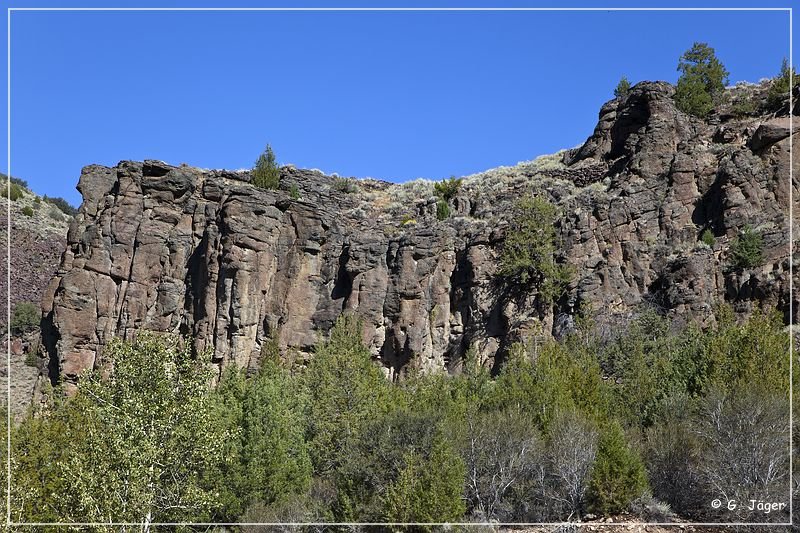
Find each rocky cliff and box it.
[38,81,799,389]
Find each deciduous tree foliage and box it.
[13,333,232,526]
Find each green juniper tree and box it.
[767,57,799,111]
[614,76,631,98]
[675,42,729,117]
[252,144,281,189]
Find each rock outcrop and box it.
[39,81,799,388]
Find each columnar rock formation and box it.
[39,81,799,388]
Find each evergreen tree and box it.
[252,144,281,189]
[384,437,466,526]
[767,58,798,111]
[675,42,729,117]
[498,195,573,304]
[587,421,649,515]
[614,76,631,98]
[306,315,390,476]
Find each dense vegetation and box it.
[6,305,792,527]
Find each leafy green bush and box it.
[13,334,230,523]
[252,144,281,190]
[436,200,450,221]
[614,76,631,98]
[42,195,78,216]
[498,195,573,303]
[1,183,23,201]
[587,421,649,515]
[766,58,799,111]
[289,184,300,200]
[700,229,715,247]
[674,42,729,117]
[332,176,357,194]
[433,176,462,201]
[21,206,34,217]
[729,225,763,269]
[11,302,39,336]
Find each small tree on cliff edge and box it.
[614,76,631,98]
[252,144,281,189]
[675,42,729,118]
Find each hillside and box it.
[0,180,72,416]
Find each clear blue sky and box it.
[2,1,794,206]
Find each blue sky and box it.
[1,1,795,206]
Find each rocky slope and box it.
[37,80,798,389]
[0,182,71,415]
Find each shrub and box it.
[332,177,357,194]
[289,184,300,200]
[13,333,231,523]
[24,351,39,368]
[11,302,39,336]
[436,200,450,221]
[692,386,789,521]
[1,183,23,201]
[458,407,544,521]
[587,421,649,515]
[730,96,757,117]
[699,229,715,247]
[675,42,729,117]
[42,195,78,216]
[21,206,34,217]
[545,409,599,520]
[9,176,27,188]
[498,195,573,303]
[384,438,465,524]
[614,76,631,98]
[433,176,462,201]
[401,214,417,226]
[766,58,799,112]
[729,225,763,269]
[252,144,281,190]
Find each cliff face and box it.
[40,81,798,388]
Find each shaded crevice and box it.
[331,244,353,305]
[40,308,61,386]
